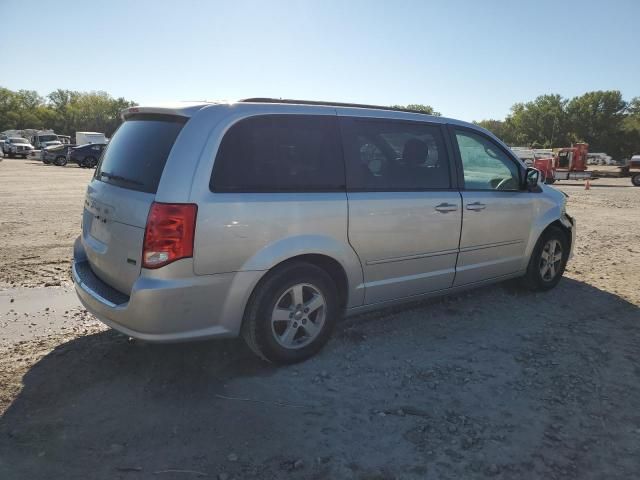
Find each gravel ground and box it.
[0,159,92,288]
[0,159,639,479]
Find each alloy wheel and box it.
[539,239,563,281]
[270,283,326,349]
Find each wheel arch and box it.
[244,253,353,315]
[237,234,364,307]
[233,252,355,342]
[523,206,574,269]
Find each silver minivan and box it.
[73,99,575,363]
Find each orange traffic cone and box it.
[585,179,591,190]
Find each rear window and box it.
[96,114,186,193]
[211,115,344,192]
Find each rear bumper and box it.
[72,236,262,342]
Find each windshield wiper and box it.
[99,171,144,186]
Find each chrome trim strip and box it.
[366,248,459,266]
[366,239,522,266]
[364,267,455,289]
[459,239,523,253]
[72,262,118,308]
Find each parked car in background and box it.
[42,144,76,165]
[73,99,576,364]
[67,143,106,168]
[5,137,35,158]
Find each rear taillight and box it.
[142,202,197,269]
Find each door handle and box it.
[466,202,486,211]
[435,202,458,213]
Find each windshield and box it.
[38,135,58,142]
[12,138,28,144]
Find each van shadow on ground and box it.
[1,278,639,479]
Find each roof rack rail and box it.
[239,98,434,116]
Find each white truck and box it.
[30,131,62,150]
[75,132,107,145]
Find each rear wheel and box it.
[544,177,556,184]
[81,156,97,168]
[520,226,569,291]
[632,173,640,187]
[242,262,339,364]
[54,156,67,166]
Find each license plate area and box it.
[89,215,111,243]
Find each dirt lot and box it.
[0,159,93,288]
[1,159,639,479]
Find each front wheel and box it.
[242,262,339,364]
[632,173,640,187]
[520,226,569,291]
[54,156,67,166]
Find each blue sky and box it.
[1,0,638,121]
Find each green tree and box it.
[506,94,570,147]
[391,104,441,116]
[566,90,627,158]
[474,119,516,144]
[0,86,136,138]
[621,96,640,157]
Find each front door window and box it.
[455,130,520,191]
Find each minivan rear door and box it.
[340,116,462,304]
[81,114,187,294]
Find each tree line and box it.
[0,86,136,138]
[1,87,638,159]
[475,91,640,160]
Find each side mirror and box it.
[525,167,541,190]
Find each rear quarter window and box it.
[96,114,187,194]
[211,115,344,192]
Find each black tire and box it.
[632,173,640,187]
[54,156,67,167]
[82,156,97,168]
[544,177,556,184]
[520,225,569,291]
[242,262,340,364]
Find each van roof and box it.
[122,99,449,119]
[119,98,479,131]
